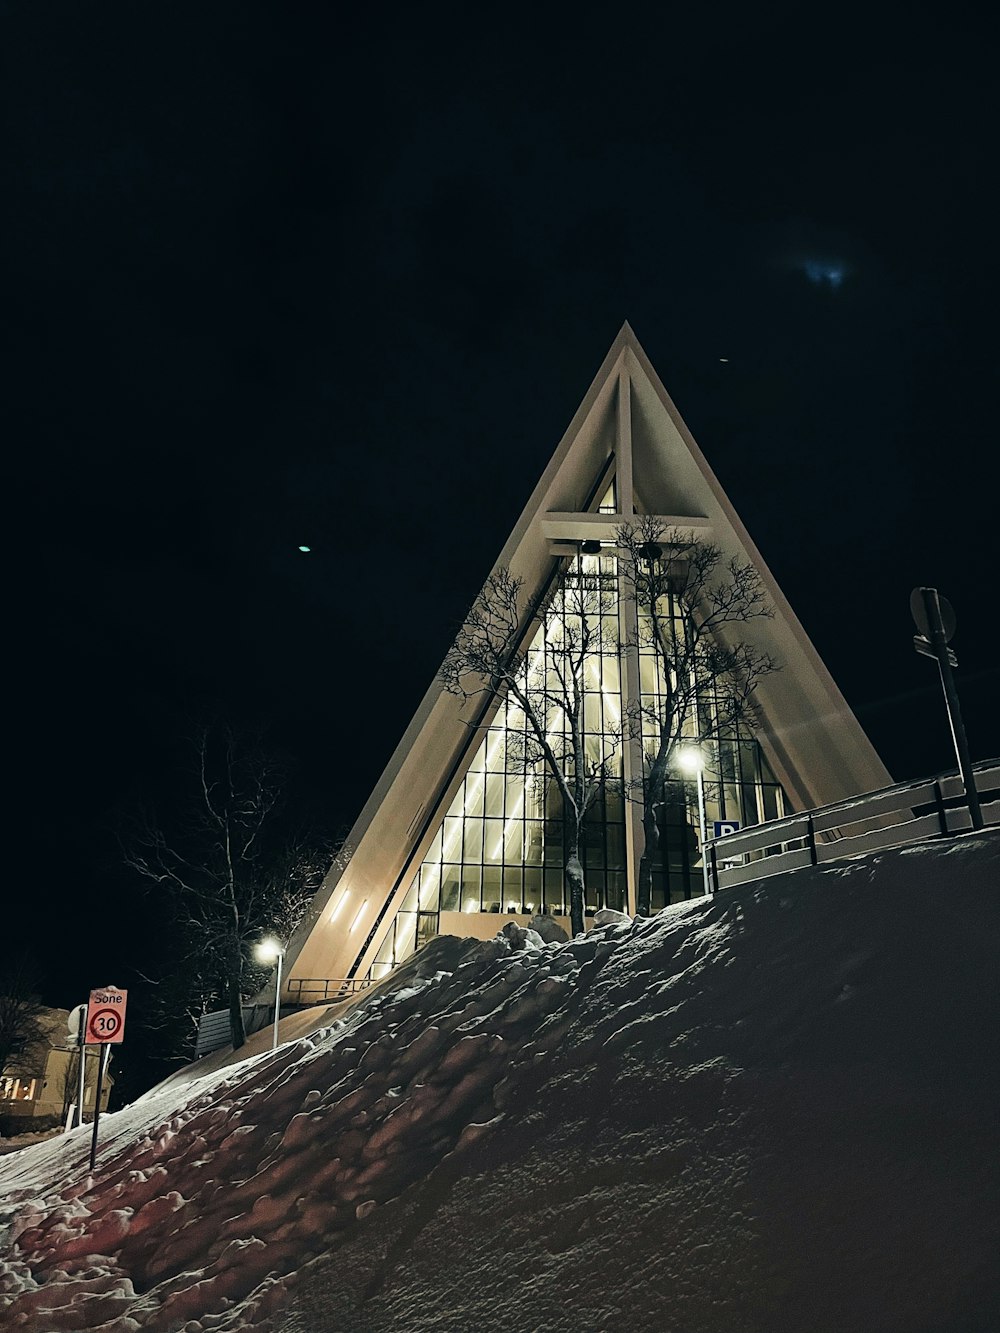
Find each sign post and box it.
[66,1004,88,1130]
[910,587,983,832]
[85,986,127,1171]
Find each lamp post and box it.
[255,937,285,1051]
[676,746,711,899]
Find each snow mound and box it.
[2,833,998,1332]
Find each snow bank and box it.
[2,832,998,1332]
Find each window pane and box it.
[486,730,505,770]
[463,818,484,861]
[483,819,505,863]
[485,773,504,817]
[395,912,417,960]
[419,864,440,911]
[543,868,564,913]
[606,870,626,910]
[502,866,523,910]
[606,824,625,869]
[400,878,419,913]
[741,784,760,825]
[458,865,480,912]
[441,866,461,912]
[504,820,523,864]
[442,815,464,863]
[464,774,485,817]
[441,875,462,913]
[482,865,502,911]
[523,776,545,820]
[523,866,542,911]
[761,785,780,822]
[524,821,544,864]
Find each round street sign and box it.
[87,1008,122,1041]
[67,1003,87,1040]
[910,587,956,643]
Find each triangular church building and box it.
[284,325,891,1003]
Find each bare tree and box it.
[120,725,333,1051]
[617,517,777,913]
[441,559,621,936]
[0,960,47,1083]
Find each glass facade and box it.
[636,588,788,907]
[369,482,789,978]
[373,545,626,977]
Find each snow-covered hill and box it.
[2,833,998,1332]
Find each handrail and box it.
[282,761,999,1005]
[705,758,999,894]
[285,977,375,1006]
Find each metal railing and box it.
[705,759,1000,894]
[285,977,375,1006]
[278,763,998,1008]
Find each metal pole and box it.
[89,1044,110,1173]
[75,1018,87,1130]
[922,588,983,831]
[272,950,283,1051]
[696,768,710,898]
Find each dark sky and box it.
[5,5,999,1017]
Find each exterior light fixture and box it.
[349,900,368,933]
[329,894,348,924]
[254,937,286,1050]
[676,747,704,774]
[676,747,710,898]
[581,540,602,555]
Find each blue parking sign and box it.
[713,820,741,838]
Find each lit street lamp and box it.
[676,746,711,899]
[255,937,285,1050]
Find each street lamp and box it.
[255,936,285,1051]
[676,746,711,899]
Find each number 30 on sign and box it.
[86,987,128,1044]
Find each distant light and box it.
[719,357,729,363]
[803,260,845,289]
[676,746,705,775]
[256,935,284,963]
[298,545,311,553]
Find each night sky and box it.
[6,6,999,1032]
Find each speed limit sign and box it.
[86,986,128,1044]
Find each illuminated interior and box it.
[368,479,788,976]
[0,1077,37,1102]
